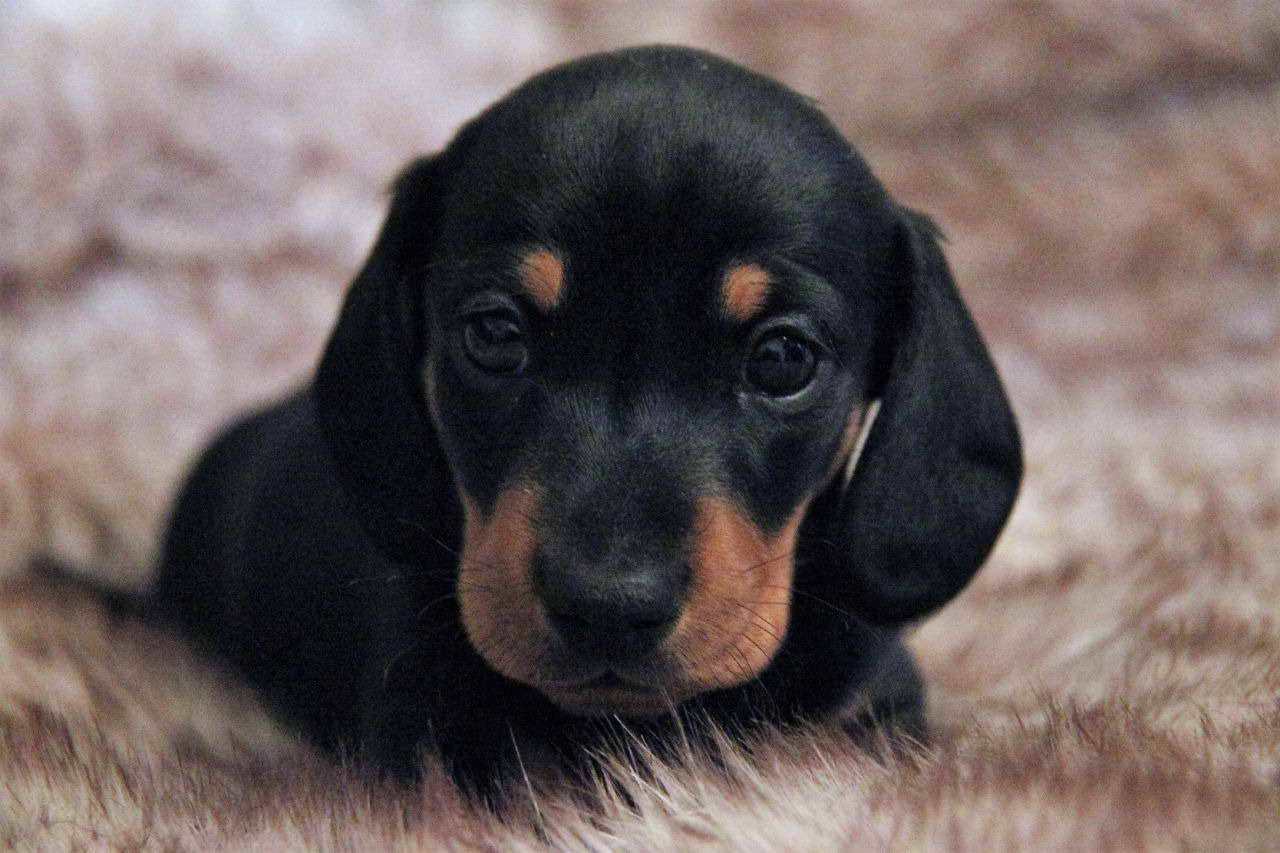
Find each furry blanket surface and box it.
[2,1,1277,848]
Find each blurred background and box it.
[1,0,1277,591]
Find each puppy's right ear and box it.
[312,156,457,561]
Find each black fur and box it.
[156,46,1021,794]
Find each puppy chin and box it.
[539,675,681,718]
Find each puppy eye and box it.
[745,332,817,397]
[463,312,527,374]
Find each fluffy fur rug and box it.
[2,1,1277,848]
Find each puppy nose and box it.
[536,560,686,660]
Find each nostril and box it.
[535,555,687,659]
[623,613,678,652]
[546,604,678,660]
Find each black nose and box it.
[536,559,687,661]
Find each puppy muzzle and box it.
[533,550,689,663]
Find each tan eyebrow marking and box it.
[518,248,564,312]
[720,263,772,322]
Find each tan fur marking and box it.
[430,370,555,688]
[823,404,867,487]
[518,248,564,312]
[457,486,549,683]
[672,497,807,691]
[720,263,771,322]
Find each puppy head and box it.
[315,47,1021,717]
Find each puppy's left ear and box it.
[810,208,1022,624]
[312,156,457,561]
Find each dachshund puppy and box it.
[157,46,1021,791]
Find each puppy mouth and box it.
[541,672,678,717]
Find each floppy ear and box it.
[812,208,1022,623]
[312,156,458,561]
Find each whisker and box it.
[392,517,463,557]
[382,641,424,688]
[731,551,794,577]
[730,600,785,644]
[731,616,780,663]
[788,587,858,621]
[345,572,406,588]
[414,592,458,620]
[726,642,756,684]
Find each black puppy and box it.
[157,46,1021,790]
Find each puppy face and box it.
[315,47,1021,723]
[419,53,895,715]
